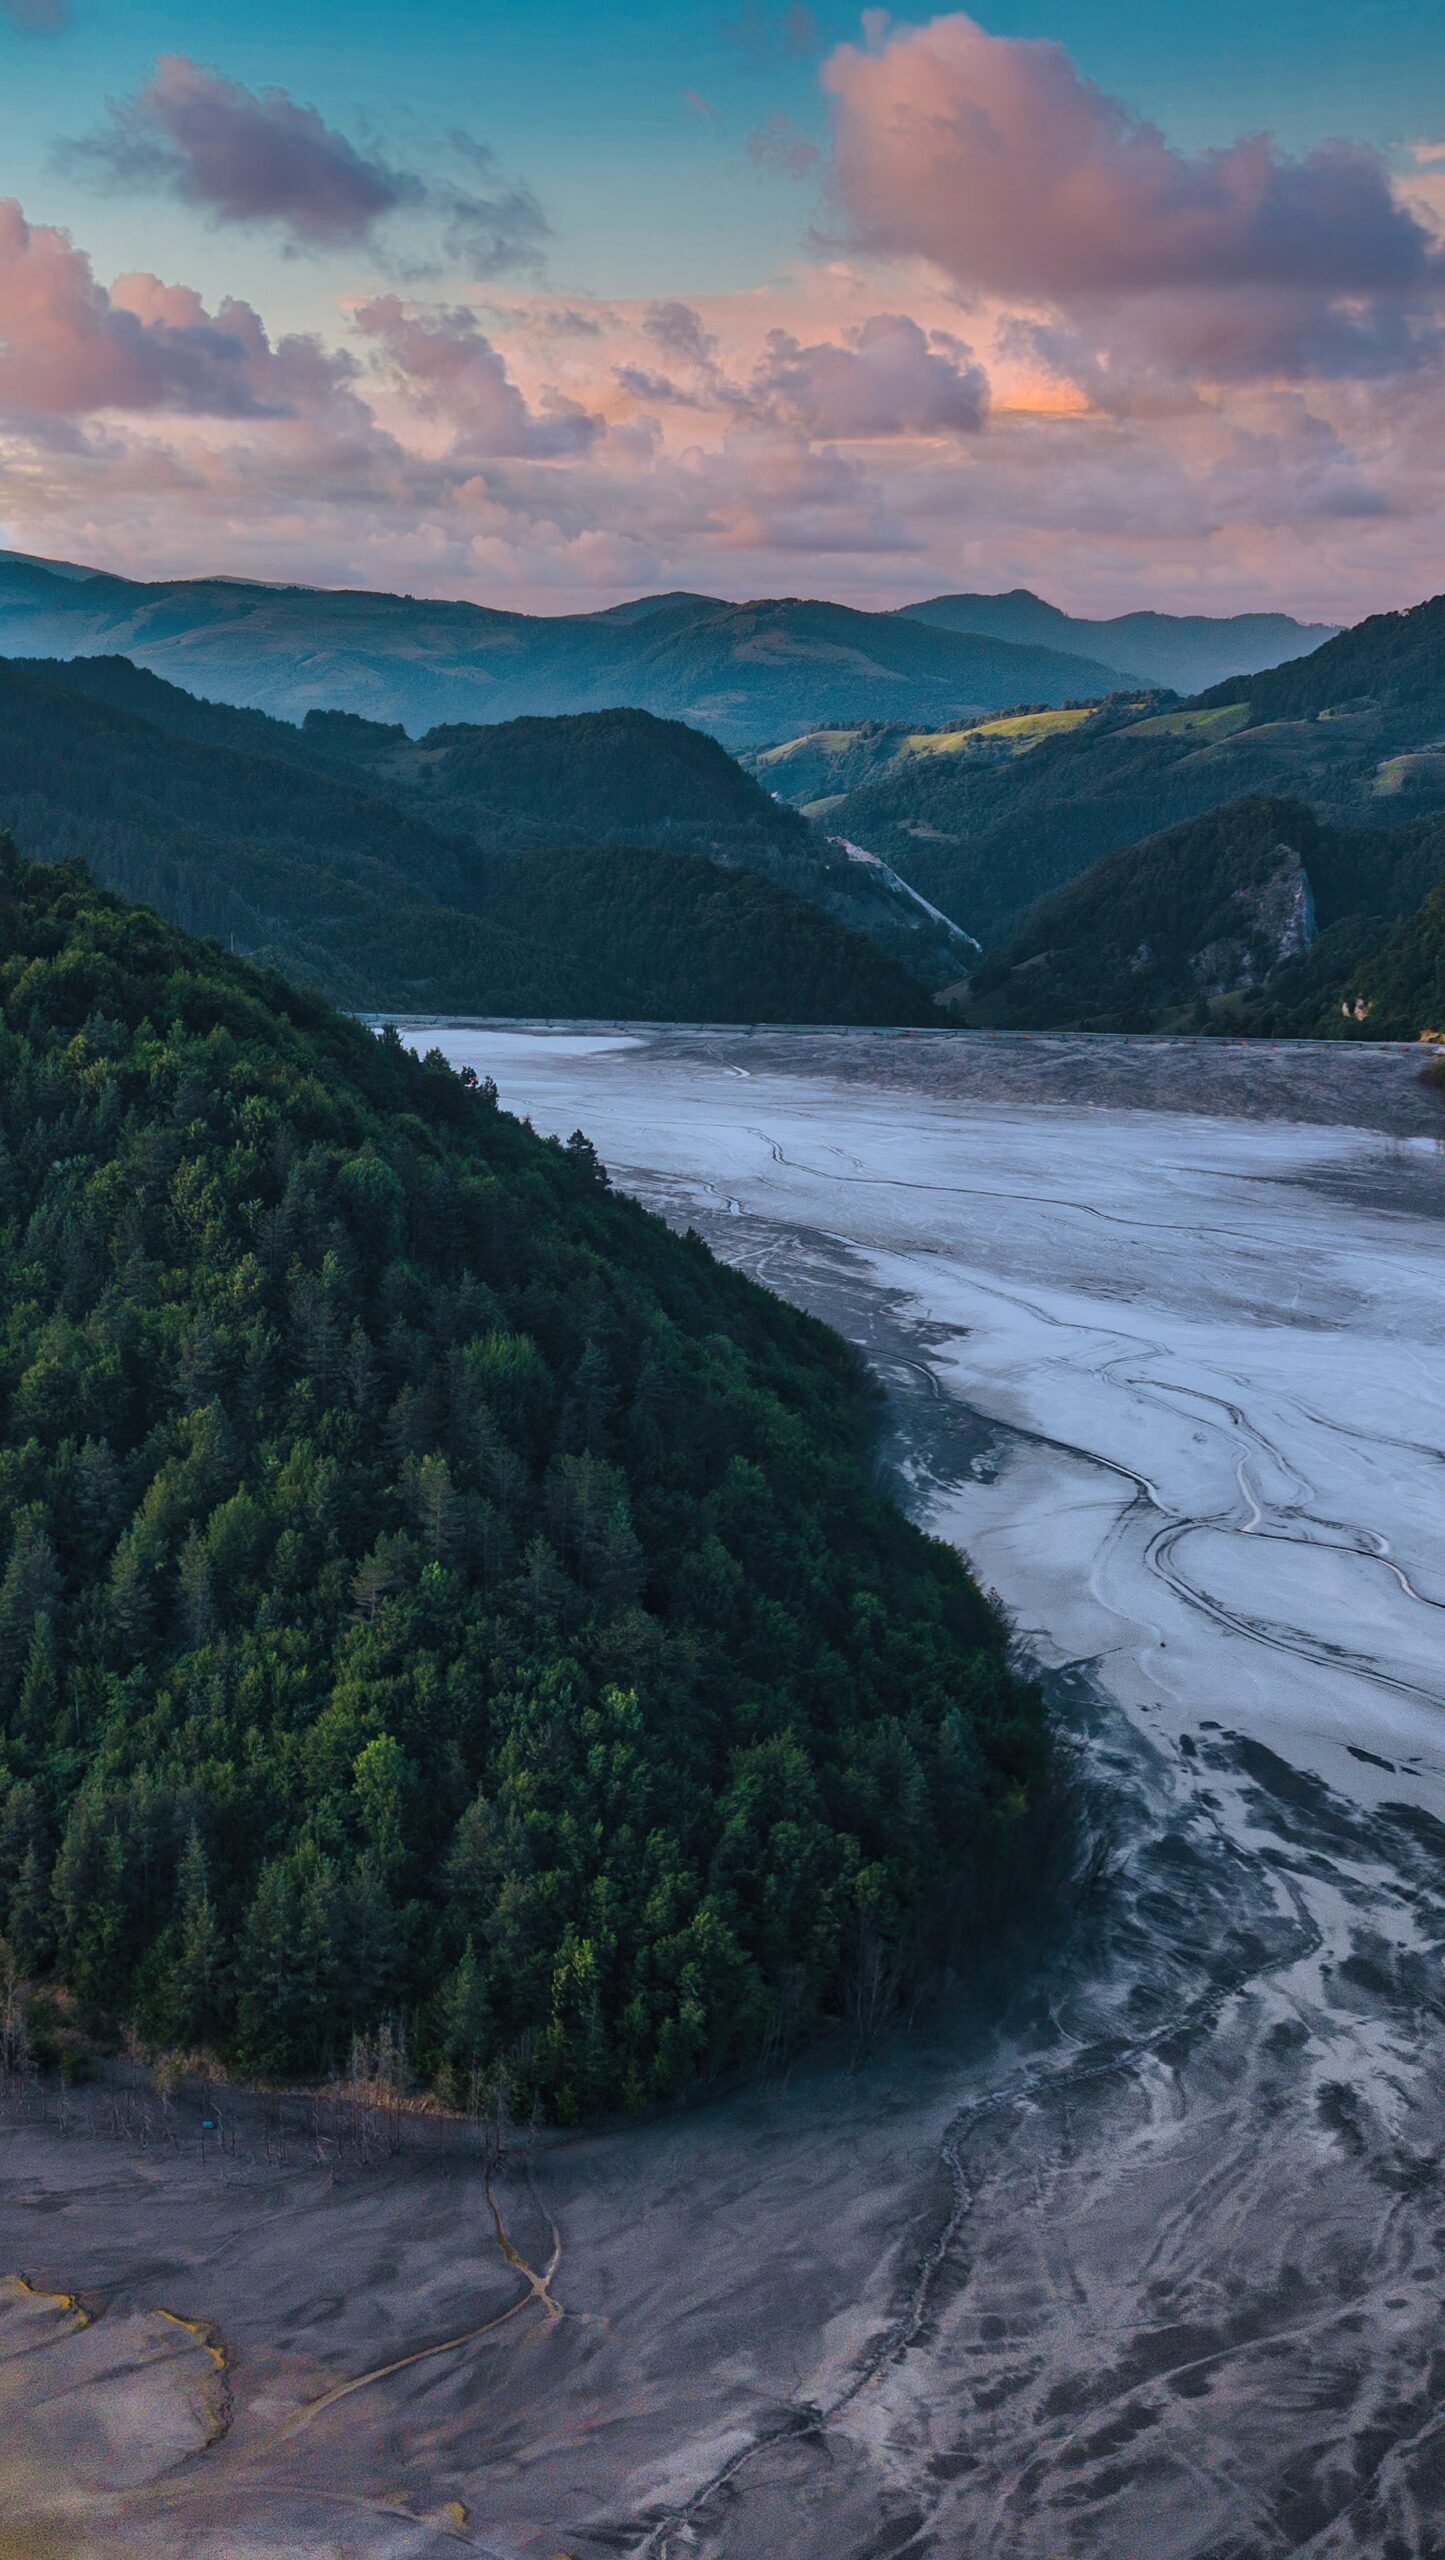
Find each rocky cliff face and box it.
[1191,843,1316,993]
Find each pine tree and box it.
[406,1450,463,1565]
[71,1436,125,1568]
[0,1513,61,1708]
[6,1847,49,1977]
[438,1936,492,2098]
[173,1826,225,2044]
[15,1616,60,1742]
[177,1528,218,1649]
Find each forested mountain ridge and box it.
[1196,593,1445,727]
[290,697,969,989]
[0,551,1127,748]
[0,846,1052,2116]
[965,796,1445,1034]
[325,702,819,852]
[45,661,816,858]
[0,656,939,1024]
[824,591,1445,950]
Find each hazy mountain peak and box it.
[897,589,1339,694]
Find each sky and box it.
[1,0,1443,620]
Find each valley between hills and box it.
[0,556,1443,2560]
[4,3,1445,2553]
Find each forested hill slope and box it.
[307,702,819,854]
[964,796,1445,1037]
[0,846,1051,2117]
[1196,592,1445,725]
[0,656,937,1024]
[826,591,1445,946]
[41,661,816,859]
[1343,878,1445,1040]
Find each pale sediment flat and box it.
[4,1026,1443,2560]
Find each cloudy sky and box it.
[1,0,1443,618]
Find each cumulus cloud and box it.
[754,313,987,435]
[823,13,1445,381]
[0,198,352,420]
[58,56,549,276]
[614,362,697,407]
[62,56,410,243]
[643,300,720,367]
[356,297,602,456]
[0,100,1440,629]
[610,299,987,437]
[674,418,908,555]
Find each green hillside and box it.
[749,705,1108,817]
[0,846,1051,2117]
[964,796,1445,1036]
[1342,878,1445,1040]
[825,592,1445,949]
[1197,593,1445,726]
[349,704,819,853]
[0,657,935,1025]
[456,841,937,1024]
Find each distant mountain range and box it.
[897,591,1338,696]
[0,553,1139,749]
[0,654,942,1023]
[0,544,1431,1038]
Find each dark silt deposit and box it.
[4,1026,1444,2559]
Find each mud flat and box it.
[4,1027,1443,2559]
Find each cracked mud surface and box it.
[4,1027,1443,2558]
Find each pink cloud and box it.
[0,168,1438,627]
[0,199,345,418]
[643,301,720,366]
[614,363,699,407]
[823,13,1445,380]
[59,57,549,277]
[66,55,410,243]
[356,297,602,457]
[754,312,987,435]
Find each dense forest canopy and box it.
[965,796,1445,1036]
[0,846,1052,2118]
[320,702,821,853]
[0,655,938,1025]
[807,592,1445,1038]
